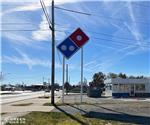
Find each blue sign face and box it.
[57,38,79,59]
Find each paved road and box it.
[0,90,62,104]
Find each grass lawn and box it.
[5,112,136,125]
[12,103,33,106]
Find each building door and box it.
[130,84,135,96]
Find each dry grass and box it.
[5,112,136,125]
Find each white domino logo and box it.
[69,46,75,51]
[61,45,67,51]
[61,45,76,52]
[76,35,82,41]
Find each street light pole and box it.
[51,0,55,104]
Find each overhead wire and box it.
[40,0,52,30]
[1,3,149,49]
[54,6,91,16]
[2,22,149,43]
[40,0,62,65]
[54,6,149,25]
[55,29,150,48]
[1,24,150,45]
[2,3,149,24]
[0,29,49,31]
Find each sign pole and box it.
[51,0,55,104]
[80,47,83,103]
[66,64,68,83]
[62,56,65,103]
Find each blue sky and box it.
[1,0,150,85]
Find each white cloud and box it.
[32,15,50,41]
[1,0,93,14]
[124,23,142,45]
[2,32,44,50]
[32,14,67,41]
[3,49,61,69]
[93,43,117,50]
[84,60,96,67]
[2,32,32,45]
[1,0,149,80]
[127,2,144,47]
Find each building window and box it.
[124,84,130,92]
[119,84,124,92]
[113,84,118,91]
[135,84,145,91]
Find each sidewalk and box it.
[1,97,60,125]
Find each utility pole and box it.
[51,0,55,104]
[40,0,55,104]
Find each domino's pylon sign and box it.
[57,28,89,59]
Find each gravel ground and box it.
[52,94,150,125]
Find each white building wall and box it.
[106,78,150,93]
[146,79,150,93]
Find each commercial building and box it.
[105,78,150,97]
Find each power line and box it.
[133,3,150,8]
[1,21,149,40]
[55,29,150,47]
[1,21,149,45]
[0,1,66,5]
[1,26,149,45]
[1,28,149,47]
[55,28,149,44]
[93,13,149,25]
[0,29,49,31]
[93,37,150,47]
[2,2,150,8]
[1,22,35,25]
[40,0,52,30]
[41,0,52,24]
[54,6,91,16]
[1,29,149,49]
[55,6,149,25]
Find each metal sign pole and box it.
[66,64,68,83]
[62,56,65,103]
[80,47,83,103]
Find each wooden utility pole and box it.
[51,0,55,104]
[40,0,55,104]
